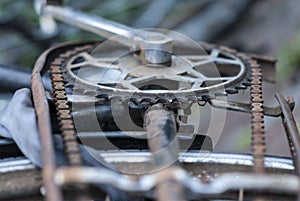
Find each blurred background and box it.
[1,0,300,156]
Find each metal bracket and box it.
[207,96,295,117]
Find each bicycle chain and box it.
[249,59,266,174]
[219,46,266,173]
[49,43,266,173]
[50,44,94,166]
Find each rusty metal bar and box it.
[208,98,295,117]
[144,103,185,201]
[30,41,97,201]
[31,73,62,201]
[275,94,300,174]
[54,166,299,197]
[30,42,79,201]
[144,104,179,167]
[275,93,300,201]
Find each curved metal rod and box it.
[31,73,62,201]
[54,166,299,196]
[275,93,300,201]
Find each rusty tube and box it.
[144,103,186,201]
[31,73,62,201]
[275,94,300,201]
[275,94,300,174]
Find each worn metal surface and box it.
[0,152,296,200]
[40,2,174,64]
[31,72,62,201]
[0,157,41,200]
[144,104,184,201]
[31,41,97,201]
[28,38,300,201]
[275,94,300,174]
[0,168,42,200]
[248,58,266,174]
[206,45,268,174]
[54,166,298,198]
[38,41,279,200]
[275,94,300,201]
[36,4,257,105]
[208,98,295,117]
[99,152,294,174]
[144,104,179,167]
[59,44,252,106]
[49,45,94,166]
[6,1,295,200]
[24,10,293,197]
[199,41,277,83]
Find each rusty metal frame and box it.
[144,103,184,201]
[275,93,300,201]
[30,40,300,201]
[32,53,62,201]
[31,41,96,201]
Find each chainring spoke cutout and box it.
[64,44,251,101]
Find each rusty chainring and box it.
[60,43,252,104]
[49,42,265,174]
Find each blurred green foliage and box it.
[0,0,38,25]
[234,127,251,152]
[0,0,149,68]
[278,32,300,80]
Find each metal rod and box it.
[208,98,295,117]
[275,94,300,174]
[31,73,62,201]
[144,103,185,201]
[144,104,179,168]
[275,93,300,201]
[41,4,173,64]
[43,5,133,46]
[54,167,299,196]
